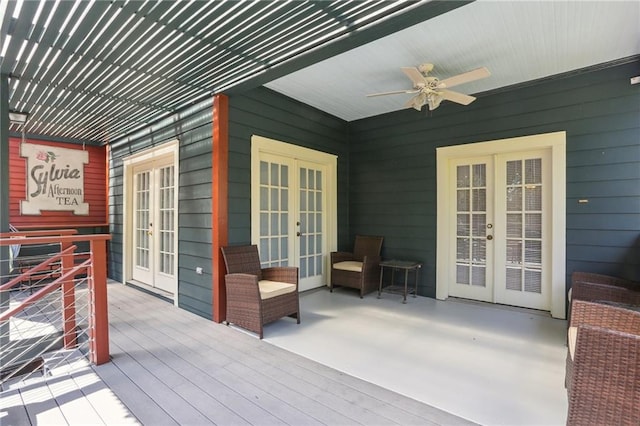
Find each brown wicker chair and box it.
[330,235,383,298]
[568,272,640,319]
[565,300,640,425]
[220,245,300,339]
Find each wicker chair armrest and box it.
[571,281,640,305]
[569,300,640,334]
[361,255,381,273]
[262,267,299,286]
[331,251,355,264]
[568,325,640,425]
[572,271,639,290]
[225,273,261,300]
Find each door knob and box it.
[296,232,301,237]
[486,235,493,240]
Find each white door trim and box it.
[251,135,338,287]
[436,132,566,319]
[122,140,179,305]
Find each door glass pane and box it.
[504,158,543,294]
[457,214,470,236]
[525,159,542,184]
[506,268,522,291]
[457,165,470,187]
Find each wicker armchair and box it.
[220,245,300,339]
[330,235,383,298]
[565,300,640,425]
[569,272,640,319]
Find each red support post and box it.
[61,241,77,348]
[89,238,110,365]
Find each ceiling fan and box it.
[367,63,491,111]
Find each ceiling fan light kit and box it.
[367,63,490,112]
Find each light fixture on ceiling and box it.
[9,110,29,126]
[9,110,29,143]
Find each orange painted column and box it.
[89,238,110,364]
[212,94,229,323]
[211,95,229,322]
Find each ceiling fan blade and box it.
[439,89,476,105]
[438,67,490,89]
[366,89,419,97]
[401,67,427,88]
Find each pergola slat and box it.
[1,0,423,143]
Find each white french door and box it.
[255,155,326,291]
[251,136,337,292]
[447,150,551,311]
[131,159,177,294]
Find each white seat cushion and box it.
[258,280,297,300]
[568,326,577,360]
[332,261,363,272]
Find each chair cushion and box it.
[568,326,577,360]
[258,280,297,300]
[332,261,363,272]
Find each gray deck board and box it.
[46,373,105,425]
[2,283,475,425]
[0,388,30,426]
[17,376,69,425]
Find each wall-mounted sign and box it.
[20,143,89,215]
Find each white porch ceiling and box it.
[265,1,640,121]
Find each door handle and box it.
[486,235,493,240]
[297,232,301,237]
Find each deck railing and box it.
[0,231,111,387]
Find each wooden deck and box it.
[1,282,473,425]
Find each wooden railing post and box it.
[89,238,109,365]
[61,241,77,348]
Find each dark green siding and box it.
[348,61,640,297]
[108,104,214,319]
[228,87,350,246]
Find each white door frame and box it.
[122,140,179,305]
[436,132,566,319]
[251,135,338,288]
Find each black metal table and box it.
[377,259,422,303]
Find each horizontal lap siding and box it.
[228,87,349,247]
[348,61,640,297]
[109,105,214,319]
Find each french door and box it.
[251,136,337,292]
[448,150,551,311]
[255,154,326,291]
[131,159,177,294]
